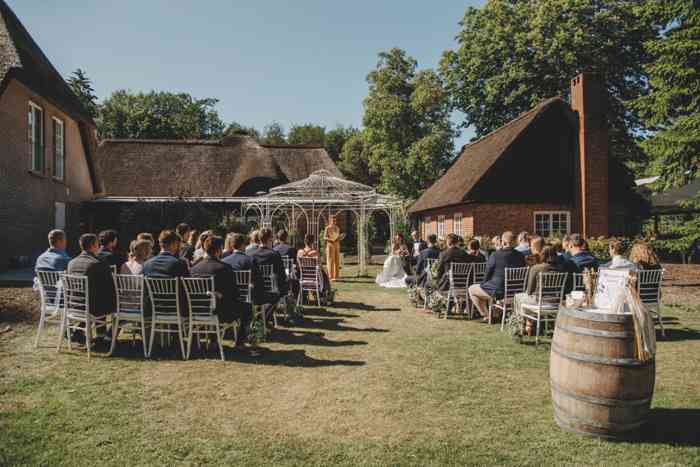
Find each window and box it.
[534,211,570,237]
[53,118,65,180]
[54,202,66,230]
[28,102,44,172]
[453,213,463,236]
[437,215,445,237]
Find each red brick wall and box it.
[0,79,95,269]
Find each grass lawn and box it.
[1,265,699,466]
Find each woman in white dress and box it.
[376,234,410,288]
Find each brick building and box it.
[408,74,640,240]
[0,0,100,270]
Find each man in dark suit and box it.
[469,231,526,320]
[67,233,116,343]
[405,234,440,288]
[409,230,428,266]
[143,230,190,316]
[433,233,473,291]
[251,228,288,325]
[273,230,296,260]
[96,229,127,270]
[176,223,194,263]
[223,234,256,272]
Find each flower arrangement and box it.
[428,291,447,314]
[505,312,525,342]
[407,285,419,304]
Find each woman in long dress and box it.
[324,216,344,281]
[376,234,410,288]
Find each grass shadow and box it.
[301,308,358,319]
[332,301,400,312]
[659,328,700,342]
[640,408,700,446]
[223,347,365,367]
[295,317,389,333]
[273,329,368,347]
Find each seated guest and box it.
[298,234,320,259]
[35,229,70,272]
[567,233,598,272]
[466,238,486,263]
[222,233,236,259]
[433,233,472,292]
[191,236,243,329]
[468,231,526,321]
[137,232,157,258]
[192,230,214,265]
[629,241,662,271]
[602,239,634,270]
[245,230,261,255]
[120,239,152,275]
[561,235,573,261]
[515,231,531,256]
[525,246,567,295]
[550,239,564,256]
[223,234,256,271]
[405,234,440,288]
[67,234,116,337]
[97,229,127,270]
[525,235,545,266]
[251,228,288,322]
[143,230,190,279]
[273,230,297,261]
[176,223,194,262]
[489,235,502,255]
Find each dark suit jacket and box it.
[97,247,127,270]
[435,246,473,291]
[274,243,297,260]
[143,252,190,278]
[525,262,567,295]
[223,251,256,272]
[67,251,116,316]
[190,257,237,322]
[251,247,288,304]
[179,243,195,263]
[481,248,526,297]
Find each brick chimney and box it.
[571,73,609,238]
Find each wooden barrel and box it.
[550,307,655,440]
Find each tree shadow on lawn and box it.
[295,317,389,333]
[658,327,700,342]
[301,308,358,319]
[639,408,700,446]
[331,301,400,312]
[187,346,366,367]
[273,328,368,347]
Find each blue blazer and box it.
[222,251,256,271]
[143,252,190,278]
[480,248,526,298]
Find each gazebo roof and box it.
[267,169,376,199]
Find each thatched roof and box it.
[408,97,574,214]
[95,135,342,197]
[0,0,94,124]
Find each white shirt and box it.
[413,242,422,257]
[603,255,635,270]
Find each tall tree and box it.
[99,90,225,140]
[287,123,326,146]
[440,0,660,163]
[260,121,287,145]
[339,132,379,187]
[634,0,700,187]
[66,69,99,119]
[224,122,260,140]
[350,48,454,199]
[325,125,359,162]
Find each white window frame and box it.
[453,213,463,236]
[28,101,44,172]
[54,202,66,230]
[52,117,65,181]
[437,215,445,237]
[533,211,571,237]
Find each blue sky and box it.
[9,0,481,146]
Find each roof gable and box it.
[408,97,575,213]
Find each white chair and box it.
[492,267,529,327]
[421,258,439,310]
[110,274,148,357]
[636,268,665,337]
[34,271,65,348]
[109,265,117,275]
[57,274,111,358]
[437,262,473,319]
[182,277,238,361]
[469,262,487,316]
[256,264,279,335]
[519,272,567,345]
[282,257,296,280]
[233,270,253,304]
[572,273,586,292]
[298,256,323,307]
[144,277,186,359]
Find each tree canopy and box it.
[67,69,99,119]
[287,124,326,146]
[260,121,287,145]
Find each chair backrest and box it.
[471,262,487,284]
[636,269,664,306]
[109,265,117,275]
[113,274,144,315]
[36,271,64,311]
[282,257,296,278]
[504,267,529,299]
[259,264,278,293]
[298,256,321,284]
[233,270,252,303]
[182,276,216,319]
[425,258,439,279]
[535,272,568,306]
[573,273,586,292]
[449,262,473,294]
[62,274,89,317]
[144,277,180,318]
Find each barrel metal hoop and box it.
[550,381,652,408]
[551,343,653,368]
[559,307,632,323]
[556,323,634,339]
[552,401,647,434]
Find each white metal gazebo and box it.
[241,170,404,275]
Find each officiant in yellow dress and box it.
[324,215,344,281]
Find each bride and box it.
[376,234,410,288]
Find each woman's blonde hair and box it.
[629,241,659,267]
[130,239,152,262]
[196,230,214,250]
[224,233,236,252]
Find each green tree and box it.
[224,122,260,140]
[287,123,326,146]
[325,125,359,162]
[440,0,660,163]
[338,131,378,186]
[634,0,700,187]
[356,48,455,199]
[99,90,225,140]
[66,69,99,119]
[260,121,287,145]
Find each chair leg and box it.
[216,322,225,361]
[186,322,193,360]
[655,308,666,338]
[500,303,508,331]
[535,314,541,346]
[149,322,157,358]
[108,317,119,356]
[178,322,187,360]
[141,319,148,358]
[56,312,66,353]
[85,318,92,359]
[35,312,47,349]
